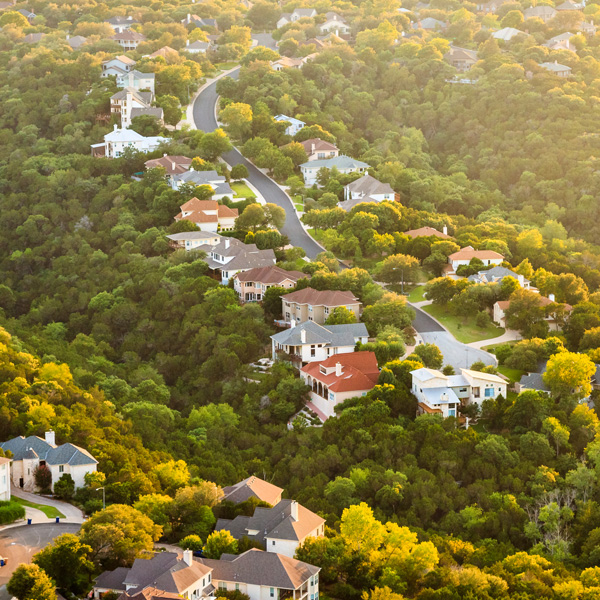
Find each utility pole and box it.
[96,487,105,510]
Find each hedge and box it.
[0,500,25,524]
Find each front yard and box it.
[12,496,65,519]
[422,304,505,344]
[231,181,256,199]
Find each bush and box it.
[0,500,26,524]
[34,464,52,493]
[180,535,204,551]
[476,311,492,328]
[53,474,75,500]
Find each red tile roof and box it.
[283,287,359,307]
[177,198,238,223]
[301,351,379,393]
[449,248,504,261]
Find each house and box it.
[298,37,329,51]
[341,174,395,211]
[274,115,305,136]
[197,549,320,600]
[540,61,572,77]
[468,266,531,289]
[181,13,218,29]
[0,431,97,492]
[579,20,597,35]
[296,138,339,161]
[17,8,35,22]
[300,351,379,420]
[0,1,17,10]
[477,0,510,13]
[105,15,139,33]
[22,32,45,44]
[404,226,451,239]
[516,372,551,393]
[281,287,361,325]
[233,265,308,303]
[524,5,557,22]
[174,198,238,232]
[93,551,213,600]
[271,56,306,71]
[447,246,504,273]
[412,17,446,30]
[147,46,179,60]
[411,367,507,418]
[145,154,192,177]
[117,70,156,93]
[67,35,88,50]
[112,30,146,51]
[493,295,572,329]
[101,55,136,78]
[90,125,168,159]
[300,155,369,186]
[184,39,212,54]
[0,456,10,502]
[166,230,222,251]
[277,8,317,28]
[271,321,369,364]
[444,46,478,71]
[110,88,156,128]
[492,27,526,41]
[203,237,276,284]
[171,169,234,200]
[222,476,283,506]
[544,32,575,51]
[319,12,351,34]
[216,500,325,558]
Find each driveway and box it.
[0,523,81,595]
[191,67,325,259]
[11,489,85,524]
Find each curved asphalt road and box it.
[192,67,324,259]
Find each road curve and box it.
[192,68,324,260]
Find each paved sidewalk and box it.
[411,299,433,308]
[467,329,522,350]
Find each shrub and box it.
[0,500,26,524]
[34,464,52,493]
[53,474,75,500]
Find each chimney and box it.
[187,12,191,20]
[113,124,118,131]
[45,431,56,446]
[300,328,306,343]
[183,549,193,566]
[163,152,167,157]
[66,34,70,40]
[311,143,315,153]
[171,161,176,170]
[335,362,343,376]
[186,39,190,46]
[290,500,299,521]
[549,293,555,302]
[225,238,230,249]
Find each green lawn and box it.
[497,365,525,383]
[230,182,256,199]
[422,304,505,344]
[216,62,239,71]
[12,496,66,519]
[483,340,520,352]
[307,228,326,244]
[408,286,427,302]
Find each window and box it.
[235,584,240,592]
[309,306,313,312]
[59,465,64,473]
[459,388,467,393]
[329,392,334,401]
[473,387,480,398]
[485,387,494,397]
[272,540,276,545]
[324,307,329,315]
[311,345,316,357]
[218,583,226,590]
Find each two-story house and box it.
[145,154,192,177]
[116,70,155,94]
[90,125,169,158]
[0,431,97,492]
[446,246,504,275]
[411,367,507,418]
[233,265,308,303]
[166,230,222,251]
[340,174,395,211]
[300,351,379,420]
[444,46,478,71]
[101,55,136,79]
[274,115,306,136]
[216,500,325,558]
[271,321,369,365]
[222,476,283,506]
[105,15,139,33]
[301,155,368,186]
[110,88,162,128]
[297,138,339,162]
[171,169,234,201]
[277,8,317,28]
[174,198,238,232]
[468,266,531,289]
[0,456,11,501]
[112,30,146,51]
[281,287,361,325]
[198,549,320,600]
[319,12,351,34]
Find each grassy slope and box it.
[12,496,66,519]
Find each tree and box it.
[203,530,239,559]
[505,289,548,338]
[325,307,357,325]
[130,115,162,137]
[361,292,415,336]
[363,587,405,600]
[263,286,286,320]
[263,203,286,230]
[80,505,162,567]
[543,417,571,456]
[231,164,249,180]
[375,254,420,289]
[413,344,443,369]
[281,142,308,167]
[33,534,94,596]
[236,204,265,233]
[543,351,596,400]
[156,95,182,127]
[220,103,253,141]
[198,129,232,161]
[34,464,52,493]
[133,494,173,527]
[53,474,74,500]
[180,535,204,551]
[0,11,29,27]
[7,564,55,600]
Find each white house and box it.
[0,431,97,492]
[277,7,317,28]
[166,230,223,251]
[300,351,379,421]
[447,246,504,273]
[271,321,369,365]
[216,500,325,558]
[101,55,136,78]
[297,138,339,161]
[411,367,507,418]
[184,39,211,54]
[493,295,572,330]
[319,12,350,34]
[340,174,394,211]
[110,88,161,128]
[468,266,531,289]
[274,114,306,136]
[105,15,139,33]
[300,155,369,186]
[492,27,526,41]
[170,169,235,200]
[0,457,10,501]
[233,265,308,303]
[540,61,572,77]
[271,56,306,71]
[524,5,556,22]
[116,70,155,93]
[90,125,169,159]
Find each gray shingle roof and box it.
[344,174,394,197]
[0,436,97,465]
[519,372,550,392]
[271,321,368,346]
[468,266,524,284]
[131,107,164,120]
[300,155,368,170]
[95,567,130,591]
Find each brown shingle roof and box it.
[145,155,192,175]
[299,138,338,153]
[404,226,451,239]
[222,476,283,505]
[283,287,359,307]
[235,265,307,285]
[112,31,146,41]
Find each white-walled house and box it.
[105,15,139,33]
[174,198,239,232]
[319,12,351,34]
[274,114,306,136]
[340,174,394,210]
[166,230,222,251]
[300,351,379,420]
[0,431,97,492]
[447,246,504,273]
[300,155,368,186]
[0,457,10,501]
[90,125,169,158]
[271,321,369,365]
[468,266,531,288]
[297,138,339,161]
[233,265,308,303]
[116,70,155,93]
[411,367,507,418]
[277,8,317,28]
[112,30,146,51]
[216,500,325,558]
[110,88,159,128]
[101,55,136,78]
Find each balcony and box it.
[274,319,293,329]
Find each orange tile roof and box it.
[449,248,504,261]
[301,351,379,393]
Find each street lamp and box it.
[96,487,105,510]
[391,267,405,295]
